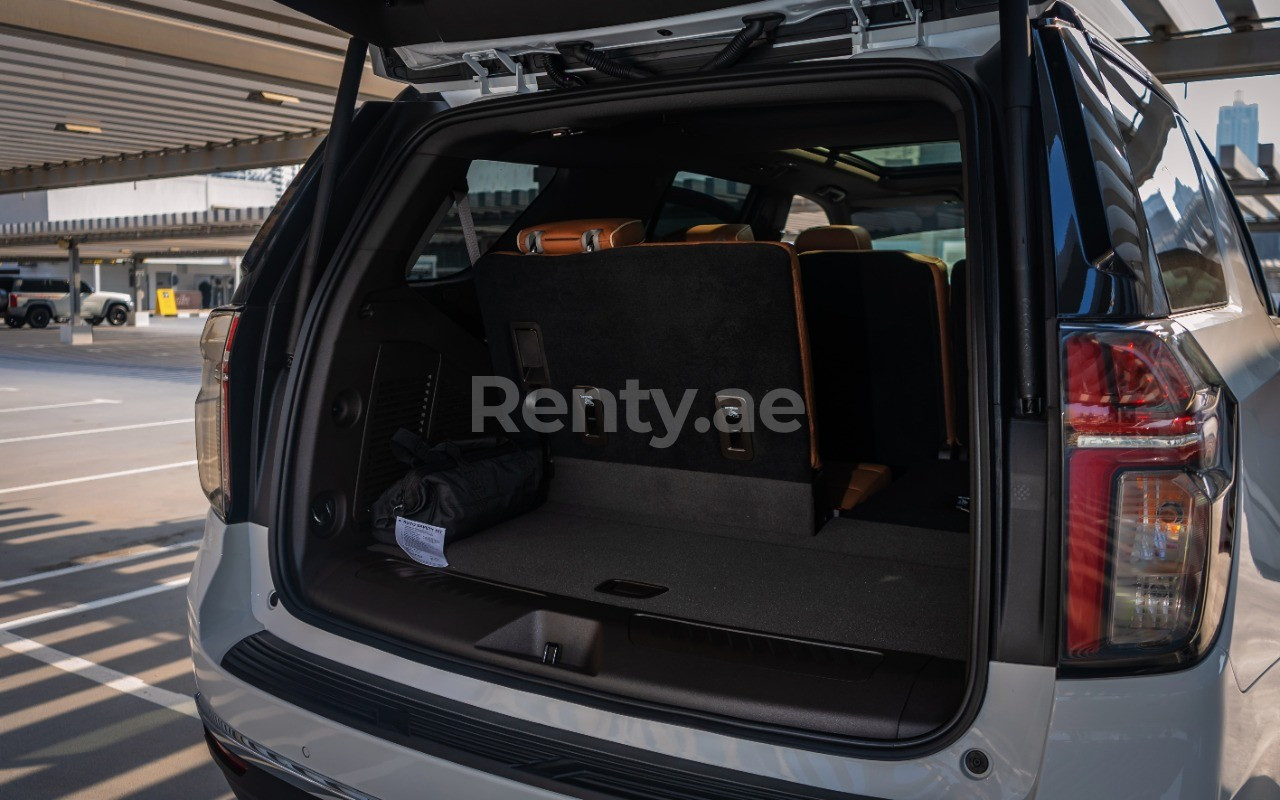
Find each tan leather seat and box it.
[516,218,645,255]
[793,225,872,254]
[681,223,754,242]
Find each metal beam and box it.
[0,133,321,193]
[1225,182,1280,197]
[0,0,399,100]
[1127,27,1280,82]
[1214,0,1263,30]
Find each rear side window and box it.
[408,160,550,281]
[16,279,68,293]
[1098,60,1228,311]
[849,199,967,269]
[1190,135,1277,315]
[781,196,828,242]
[651,171,751,240]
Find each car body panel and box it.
[272,0,1141,99]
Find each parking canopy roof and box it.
[0,0,1277,199]
[0,0,400,194]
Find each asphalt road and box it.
[0,319,233,800]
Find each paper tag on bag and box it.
[395,517,449,568]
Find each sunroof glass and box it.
[846,141,961,168]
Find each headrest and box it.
[517,219,644,255]
[794,225,872,254]
[682,223,754,243]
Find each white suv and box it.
[189,1,1280,798]
[5,277,134,328]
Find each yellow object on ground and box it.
[155,289,178,317]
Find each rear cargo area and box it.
[275,85,980,742]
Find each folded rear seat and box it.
[471,219,820,540]
[796,229,956,510]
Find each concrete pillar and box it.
[60,240,92,345]
[128,256,149,327]
[93,262,101,292]
[232,255,242,292]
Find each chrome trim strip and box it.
[197,693,381,800]
[1072,433,1201,449]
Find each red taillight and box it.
[196,310,240,519]
[205,731,249,776]
[1062,327,1232,666]
[8,293,17,308]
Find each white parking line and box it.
[0,460,197,495]
[0,398,121,414]
[0,629,197,718]
[0,576,190,632]
[0,541,200,589]
[0,418,193,445]
[0,388,18,392]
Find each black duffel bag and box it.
[371,429,544,547]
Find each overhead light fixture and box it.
[246,90,300,106]
[55,122,103,134]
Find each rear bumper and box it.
[187,512,1231,800]
[200,695,365,800]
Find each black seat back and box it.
[471,220,819,538]
[800,250,954,469]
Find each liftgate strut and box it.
[289,37,368,358]
[1000,0,1043,417]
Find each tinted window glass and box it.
[80,282,93,294]
[408,160,551,281]
[1098,60,1228,311]
[1189,135,1276,314]
[849,199,967,269]
[848,141,962,169]
[16,279,68,293]
[652,171,751,240]
[781,196,827,243]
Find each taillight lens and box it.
[1062,326,1233,667]
[9,293,17,308]
[196,309,240,520]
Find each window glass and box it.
[849,199,966,269]
[80,282,93,294]
[652,171,751,240]
[1189,134,1276,314]
[847,141,962,169]
[17,279,68,293]
[872,230,967,270]
[781,196,828,243]
[1098,60,1228,311]
[408,160,551,281]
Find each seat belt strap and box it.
[454,189,481,265]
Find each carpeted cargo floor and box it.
[441,502,970,660]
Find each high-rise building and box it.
[1217,90,1260,166]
